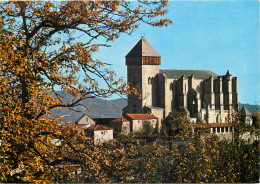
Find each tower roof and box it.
[126,37,160,57]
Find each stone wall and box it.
[94,129,113,145]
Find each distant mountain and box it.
[49,91,258,123]
[238,102,259,114]
[49,92,127,123]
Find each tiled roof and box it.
[191,123,233,128]
[70,124,89,130]
[126,37,160,57]
[160,69,218,79]
[74,124,88,128]
[86,125,113,131]
[112,117,129,123]
[191,124,210,128]
[125,113,158,120]
[210,123,233,128]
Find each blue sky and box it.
[93,0,259,105]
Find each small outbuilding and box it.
[85,125,113,145]
[124,113,158,132]
[111,117,130,134]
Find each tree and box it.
[160,109,259,183]
[165,109,192,140]
[0,1,172,182]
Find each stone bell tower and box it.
[123,37,161,114]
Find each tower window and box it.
[170,83,173,90]
[148,77,154,85]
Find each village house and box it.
[65,114,114,145]
[124,113,158,132]
[85,125,113,145]
[111,117,130,134]
[75,114,96,125]
[109,114,158,134]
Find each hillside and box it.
[49,92,127,123]
[49,92,258,123]
[238,102,259,114]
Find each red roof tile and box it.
[112,117,129,123]
[191,123,233,128]
[209,123,233,128]
[70,124,89,129]
[86,125,113,131]
[191,124,210,128]
[126,113,158,120]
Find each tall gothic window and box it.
[216,115,219,123]
[170,83,173,90]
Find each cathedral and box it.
[123,37,238,130]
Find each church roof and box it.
[126,37,160,57]
[159,69,218,79]
[240,106,251,116]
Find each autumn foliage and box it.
[0,1,259,183]
[0,1,171,182]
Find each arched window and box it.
[192,99,196,105]
[170,83,173,90]
[148,77,151,84]
[216,115,219,123]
